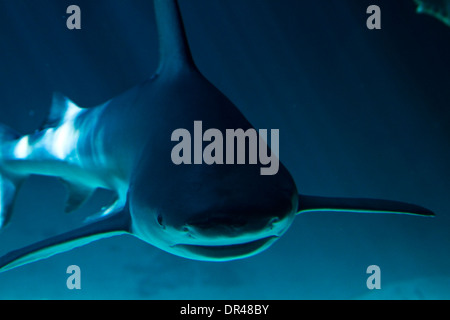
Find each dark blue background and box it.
[0,0,449,299]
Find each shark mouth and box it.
[173,235,279,261]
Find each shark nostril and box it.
[181,225,196,238]
[268,217,280,230]
[270,217,280,224]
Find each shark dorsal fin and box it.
[154,0,196,75]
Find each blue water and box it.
[0,0,449,299]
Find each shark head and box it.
[129,160,298,261]
[125,0,300,261]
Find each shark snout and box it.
[178,205,293,245]
[161,204,295,261]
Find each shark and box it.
[0,0,434,272]
[414,0,450,27]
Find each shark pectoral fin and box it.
[0,175,25,230]
[0,210,131,273]
[297,194,435,217]
[83,194,125,223]
[0,124,25,230]
[62,180,95,213]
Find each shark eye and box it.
[157,214,165,228]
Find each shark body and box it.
[0,0,434,272]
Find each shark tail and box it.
[297,194,435,217]
[0,210,132,273]
[0,124,25,230]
